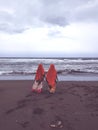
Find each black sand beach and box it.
[0,80,98,130]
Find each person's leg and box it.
[32,81,38,92]
[36,82,43,93]
[49,84,56,93]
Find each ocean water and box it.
[0,57,98,81]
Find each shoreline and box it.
[0,73,98,81]
[0,80,98,130]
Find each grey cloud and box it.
[48,30,76,40]
[41,0,96,25]
[42,16,68,26]
[48,30,62,37]
[0,23,27,34]
[41,0,90,8]
[40,0,70,26]
[0,0,42,33]
[0,10,28,33]
[73,1,98,22]
[0,0,97,34]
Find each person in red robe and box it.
[46,64,58,93]
[32,64,45,93]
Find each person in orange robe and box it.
[46,64,58,93]
[32,64,45,93]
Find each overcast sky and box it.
[0,0,98,57]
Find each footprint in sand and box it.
[33,108,44,115]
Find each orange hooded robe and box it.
[46,64,57,88]
[35,64,45,82]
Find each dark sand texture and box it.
[0,80,98,130]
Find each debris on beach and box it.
[50,120,63,128]
[16,120,29,128]
[50,124,56,128]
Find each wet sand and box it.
[0,80,98,130]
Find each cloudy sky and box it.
[0,0,98,57]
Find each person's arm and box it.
[55,75,58,83]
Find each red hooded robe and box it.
[46,64,57,87]
[35,64,45,82]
